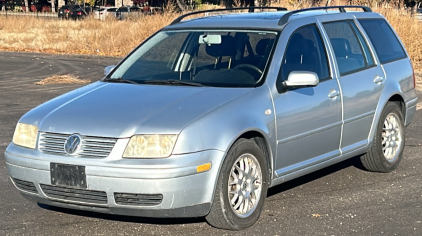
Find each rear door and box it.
[318,14,386,154]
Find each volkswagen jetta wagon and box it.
[5,5,419,230]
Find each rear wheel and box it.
[361,102,405,172]
[205,138,268,230]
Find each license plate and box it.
[50,163,87,188]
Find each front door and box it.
[272,22,342,176]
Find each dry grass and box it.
[0,0,421,76]
[35,74,90,85]
[0,13,178,56]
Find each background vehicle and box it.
[94,6,117,20]
[71,5,97,20]
[115,6,142,20]
[58,5,79,19]
[417,8,422,21]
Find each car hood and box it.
[20,82,251,138]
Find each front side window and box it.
[109,30,278,87]
[358,19,407,64]
[323,20,374,75]
[279,24,330,83]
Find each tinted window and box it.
[324,20,372,75]
[279,24,330,83]
[358,19,406,64]
[350,22,374,67]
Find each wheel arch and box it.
[387,94,406,118]
[369,92,405,146]
[233,130,274,184]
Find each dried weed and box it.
[35,74,90,85]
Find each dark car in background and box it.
[71,6,98,20]
[58,5,79,19]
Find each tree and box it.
[48,0,55,13]
[175,0,187,10]
[24,0,29,12]
[76,0,96,6]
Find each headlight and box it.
[12,123,39,149]
[123,135,177,158]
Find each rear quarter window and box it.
[358,19,407,64]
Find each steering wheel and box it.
[233,64,263,75]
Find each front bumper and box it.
[5,144,225,218]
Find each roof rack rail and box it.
[170,7,288,25]
[278,5,372,25]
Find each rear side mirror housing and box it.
[285,71,319,87]
[104,65,116,76]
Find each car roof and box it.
[165,9,382,30]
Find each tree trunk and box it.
[175,0,185,11]
[24,0,29,12]
[51,0,56,13]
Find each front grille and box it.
[40,184,108,204]
[114,193,163,206]
[12,178,38,194]
[39,132,117,158]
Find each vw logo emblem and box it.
[64,134,82,154]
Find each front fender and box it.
[172,84,277,170]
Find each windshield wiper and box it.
[103,78,139,85]
[143,80,204,87]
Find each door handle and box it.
[328,89,340,98]
[374,76,384,84]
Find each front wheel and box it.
[205,138,268,230]
[361,102,405,172]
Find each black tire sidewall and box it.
[218,139,268,230]
[374,102,405,171]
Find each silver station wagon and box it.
[5,5,419,230]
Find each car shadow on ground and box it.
[267,155,366,197]
[37,203,207,225]
[37,155,366,225]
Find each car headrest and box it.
[306,39,316,52]
[205,35,237,57]
[331,38,352,58]
[255,39,274,56]
[286,34,308,55]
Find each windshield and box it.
[108,30,278,87]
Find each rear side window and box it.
[323,20,374,75]
[358,19,407,64]
[350,22,375,67]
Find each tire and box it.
[361,102,405,172]
[205,138,268,230]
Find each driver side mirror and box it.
[104,65,116,76]
[284,71,319,87]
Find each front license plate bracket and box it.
[50,163,87,188]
